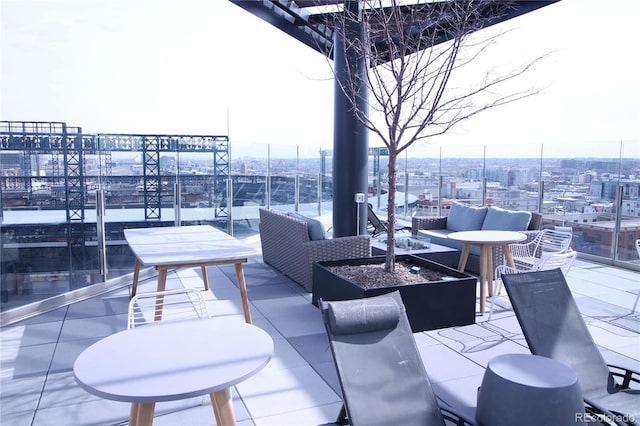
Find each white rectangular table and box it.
[124,225,257,324]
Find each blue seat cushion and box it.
[446,202,488,232]
[481,207,532,231]
[418,230,481,256]
[288,212,327,240]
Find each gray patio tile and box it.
[587,320,640,355]
[265,310,325,338]
[31,398,131,426]
[310,360,341,396]
[611,314,640,333]
[39,371,101,409]
[252,295,318,318]
[64,294,130,319]
[413,330,446,347]
[419,344,485,383]
[431,373,484,419]
[236,364,340,419]
[457,338,530,368]
[152,389,250,425]
[267,335,310,372]
[287,332,332,365]
[58,313,127,342]
[247,283,306,301]
[1,342,56,379]
[478,315,524,338]
[0,374,46,415]
[0,320,64,348]
[576,295,634,318]
[0,411,35,425]
[252,401,344,426]
[600,348,640,372]
[49,337,101,373]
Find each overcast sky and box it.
[1,0,638,157]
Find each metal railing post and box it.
[174,182,181,227]
[96,189,107,281]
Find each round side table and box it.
[476,353,584,426]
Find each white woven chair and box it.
[488,250,577,320]
[509,228,573,270]
[127,288,211,329]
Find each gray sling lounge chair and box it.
[319,291,476,426]
[502,269,640,425]
[367,203,410,237]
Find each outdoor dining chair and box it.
[319,291,477,426]
[488,249,577,320]
[502,269,640,425]
[508,228,573,270]
[127,288,211,328]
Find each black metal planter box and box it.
[312,255,477,332]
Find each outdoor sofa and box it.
[259,208,371,292]
[412,202,542,275]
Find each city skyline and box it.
[1,0,639,155]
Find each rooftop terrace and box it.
[1,234,638,425]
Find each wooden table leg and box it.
[154,268,168,322]
[479,245,489,315]
[210,388,236,426]
[486,246,494,297]
[502,243,516,268]
[129,403,139,426]
[131,259,141,297]
[135,402,155,426]
[201,266,210,291]
[458,244,470,272]
[234,262,252,324]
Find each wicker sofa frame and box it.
[411,211,542,275]
[259,208,371,292]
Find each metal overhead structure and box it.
[229,0,559,236]
[229,0,558,64]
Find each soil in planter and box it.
[327,260,447,289]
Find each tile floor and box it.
[1,242,639,425]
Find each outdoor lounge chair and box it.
[319,291,477,426]
[367,203,410,237]
[502,269,640,425]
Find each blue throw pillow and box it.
[288,212,327,240]
[446,202,488,232]
[481,207,532,231]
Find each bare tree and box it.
[328,0,548,272]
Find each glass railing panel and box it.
[483,143,543,212]
[617,140,640,265]
[440,143,486,210]
[540,141,624,262]
[297,145,325,218]
[398,144,442,218]
[265,144,298,210]
[229,143,268,236]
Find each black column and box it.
[333,0,368,237]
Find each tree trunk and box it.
[385,151,397,272]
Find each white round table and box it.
[448,230,526,314]
[74,318,273,425]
